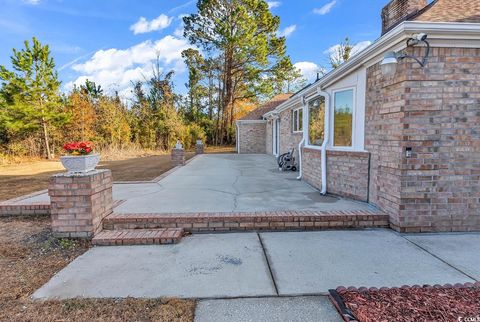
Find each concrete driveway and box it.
[113,154,372,213]
[34,229,478,300]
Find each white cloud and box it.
[294,61,323,83]
[313,0,337,15]
[23,0,40,4]
[130,14,173,35]
[267,1,281,9]
[278,25,296,38]
[68,35,192,99]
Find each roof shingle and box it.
[412,0,480,23]
[239,93,292,120]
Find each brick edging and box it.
[104,210,390,232]
[0,189,48,205]
[152,154,201,182]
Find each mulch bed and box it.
[331,284,480,322]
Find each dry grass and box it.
[0,146,235,201]
[0,152,194,201]
[0,216,195,322]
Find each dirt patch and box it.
[339,287,480,322]
[0,217,195,321]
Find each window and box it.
[333,89,354,147]
[308,96,325,146]
[292,108,303,132]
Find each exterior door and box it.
[273,118,280,156]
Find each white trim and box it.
[305,95,326,149]
[236,120,267,124]
[262,21,480,120]
[292,107,303,133]
[331,87,356,149]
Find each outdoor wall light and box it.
[380,33,430,76]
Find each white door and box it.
[273,119,280,156]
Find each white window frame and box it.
[305,95,327,151]
[292,108,303,133]
[330,87,356,150]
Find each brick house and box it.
[236,0,480,233]
[236,93,292,154]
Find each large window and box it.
[333,89,354,147]
[308,96,325,146]
[292,108,303,132]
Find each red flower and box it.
[63,141,94,155]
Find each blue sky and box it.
[0,0,389,98]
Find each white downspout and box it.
[318,88,331,195]
[236,122,240,154]
[297,96,307,180]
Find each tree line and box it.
[0,0,354,160]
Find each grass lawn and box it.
[0,146,235,201]
[0,216,195,321]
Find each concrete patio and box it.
[33,229,479,300]
[8,154,373,214]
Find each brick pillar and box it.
[195,140,205,155]
[49,169,113,238]
[171,148,185,166]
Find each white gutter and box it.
[263,21,480,116]
[296,95,308,180]
[318,89,331,195]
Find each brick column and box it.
[195,140,205,155]
[49,169,113,238]
[171,148,185,166]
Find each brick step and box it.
[92,228,184,246]
[103,210,389,233]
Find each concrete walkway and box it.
[34,229,478,300]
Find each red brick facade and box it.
[366,46,480,232]
[302,148,371,202]
[279,108,303,159]
[49,170,113,238]
[237,122,267,154]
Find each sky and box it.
[0,0,390,100]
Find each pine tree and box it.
[0,37,67,159]
[183,0,298,144]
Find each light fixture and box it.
[381,33,430,76]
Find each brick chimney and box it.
[381,0,428,35]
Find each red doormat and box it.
[329,282,480,322]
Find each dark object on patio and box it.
[277,148,297,172]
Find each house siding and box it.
[366,46,480,232]
[279,107,303,159]
[237,122,267,154]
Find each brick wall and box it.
[49,169,113,238]
[301,148,370,201]
[237,122,267,154]
[171,148,186,166]
[327,151,370,201]
[366,46,480,232]
[302,147,323,189]
[279,108,303,159]
[381,0,427,35]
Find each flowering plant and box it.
[63,141,94,155]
